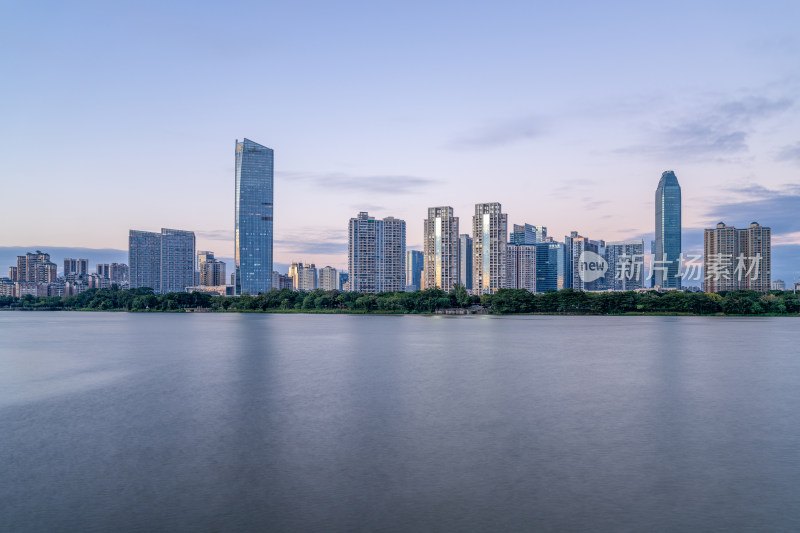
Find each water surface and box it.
[1,312,799,532]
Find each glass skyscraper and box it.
[405,250,424,291]
[235,138,274,295]
[654,170,682,289]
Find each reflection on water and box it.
[1,313,799,532]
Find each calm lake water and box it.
[1,312,799,532]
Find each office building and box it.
[198,251,226,287]
[423,206,459,290]
[772,280,786,291]
[234,138,274,295]
[160,228,196,293]
[655,170,682,289]
[129,228,195,293]
[505,243,537,292]
[129,230,161,291]
[338,272,349,292]
[348,212,406,293]
[510,224,547,245]
[535,241,565,292]
[472,202,508,294]
[319,266,338,291]
[605,240,645,291]
[406,250,423,291]
[703,222,771,292]
[458,234,473,291]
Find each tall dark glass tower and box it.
[234,138,274,295]
[655,170,682,289]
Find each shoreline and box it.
[1,308,797,317]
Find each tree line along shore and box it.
[1,286,799,315]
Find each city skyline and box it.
[2,3,800,283]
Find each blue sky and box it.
[2,1,799,282]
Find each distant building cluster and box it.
[1,251,130,297]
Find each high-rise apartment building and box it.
[109,263,129,284]
[564,232,605,291]
[289,262,318,291]
[16,252,57,283]
[423,206,459,290]
[381,217,406,292]
[605,240,645,291]
[271,271,293,290]
[96,264,110,279]
[348,212,406,293]
[64,258,89,277]
[505,244,537,292]
[472,203,508,294]
[198,251,227,286]
[704,222,771,292]
[129,228,195,293]
[234,138,274,296]
[405,250,424,291]
[458,234,473,291]
[319,266,338,291]
[655,170,682,289]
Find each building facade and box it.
[505,243,537,292]
[510,224,547,245]
[289,262,318,291]
[64,258,89,278]
[129,230,162,291]
[458,234,473,291]
[704,222,771,292]
[423,206,459,290]
[16,252,57,283]
[535,241,565,292]
[472,202,508,294]
[198,251,227,287]
[565,232,605,291]
[129,228,196,293]
[110,263,129,284]
[605,240,645,291]
[234,138,274,295]
[405,250,423,291]
[319,266,338,291]
[655,170,682,289]
[348,212,406,293]
[160,229,196,293]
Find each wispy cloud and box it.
[776,142,800,163]
[620,96,794,160]
[553,178,595,193]
[274,227,347,257]
[280,171,438,195]
[704,184,800,234]
[449,115,547,149]
[196,229,234,240]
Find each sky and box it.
[2,0,799,282]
